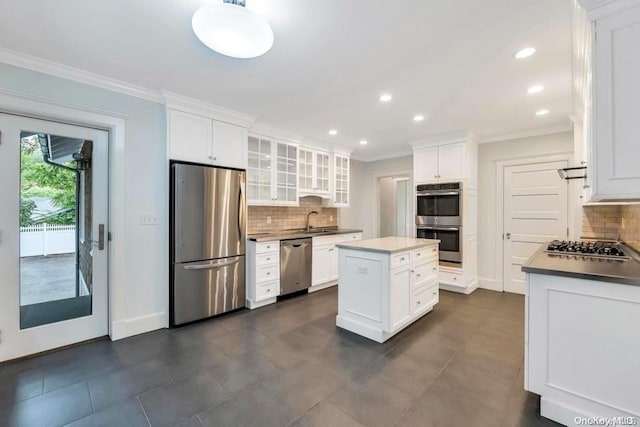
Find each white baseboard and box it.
[308,281,337,293]
[246,297,277,309]
[478,277,503,292]
[440,278,479,295]
[110,311,167,341]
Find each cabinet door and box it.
[168,110,212,164]
[437,143,464,181]
[274,142,298,204]
[312,245,332,286]
[389,266,412,331]
[212,121,247,169]
[298,148,314,192]
[593,7,640,199]
[413,147,439,183]
[247,135,273,203]
[334,154,350,206]
[315,151,331,193]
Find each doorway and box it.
[378,176,412,238]
[0,114,109,361]
[501,159,569,294]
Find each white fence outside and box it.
[20,224,76,257]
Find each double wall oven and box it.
[416,182,462,264]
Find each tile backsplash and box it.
[620,205,640,252]
[248,196,337,234]
[581,205,622,240]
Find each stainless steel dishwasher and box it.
[280,238,312,295]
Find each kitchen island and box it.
[335,237,440,343]
[522,244,640,425]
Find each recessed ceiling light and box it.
[413,114,425,122]
[514,47,536,59]
[527,85,544,94]
[192,1,274,59]
[379,93,392,102]
[360,140,368,146]
[328,129,338,136]
[536,109,550,116]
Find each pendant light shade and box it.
[192,1,274,59]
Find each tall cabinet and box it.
[576,0,640,201]
[410,132,478,294]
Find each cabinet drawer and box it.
[413,262,438,289]
[391,252,411,269]
[256,252,278,267]
[256,241,279,254]
[343,233,362,242]
[413,246,437,265]
[440,270,463,285]
[413,284,438,314]
[256,264,279,283]
[256,281,279,301]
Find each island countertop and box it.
[337,236,439,254]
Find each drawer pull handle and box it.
[417,301,421,305]
[416,253,421,256]
[267,272,271,275]
[267,289,271,292]
[433,267,437,271]
[266,258,271,261]
[416,274,421,278]
[400,257,405,262]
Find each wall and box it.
[248,196,337,234]
[477,131,574,291]
[339,155,413,239]
[621,206,640,252]
[0,63,167,337]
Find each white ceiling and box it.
[0,0,573,161]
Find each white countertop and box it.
[336,237,439,254]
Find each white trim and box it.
[579,0,640,19]
[308,281,337,293]
[0,46,162,103]
[409,130,477,149]
[478,277,502,292]
[0,88,132,342]
[162,90,255,128]
[495,152,573,293]
[250,121,303,143]
[372,170,413,238]
[478,124,573,144]
[110,311,167,341]
[351,149,413,163]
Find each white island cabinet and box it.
[336,237,440,343]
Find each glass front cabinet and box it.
[298,147,331,197]
[247,134,299,205]
[333,153,350,207]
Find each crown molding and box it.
[409,130,477,150]
[477,123,572,144]
[0,46,164,103]
[162,90,255,128]
[249,121,304,144]
[578,0,640,19]
[351,149,413,163]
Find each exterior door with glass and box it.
[0,114,109,361]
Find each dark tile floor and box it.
[0,288,561,427]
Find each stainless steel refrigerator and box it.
[170,162,246,326]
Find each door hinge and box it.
[0,130,2,145]
[567,227,569,239]
[108,231,113,242]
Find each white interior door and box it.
[503,160,568,294]
[0,114,109,361]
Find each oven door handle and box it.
[418,226,461,231]
[416,191,461,196]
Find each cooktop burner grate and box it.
[545,240,630,260]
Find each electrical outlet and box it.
[140,214,159,225]
[266,216,272,225]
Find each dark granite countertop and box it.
[248,228,363,242]
[522,243,640,286]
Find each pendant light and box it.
[192,0,274,59]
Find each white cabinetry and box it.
[247,240,280,309]
[333,154,350,207]
[167,109,248,169]
[412,142,466,184]
[299,147,331,197]
[336,240,439,343]
[310,232,362,292]
[247,134,299,206]
[525,272,640,425]
[591,4,640,200]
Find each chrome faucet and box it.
[306,211,319,232]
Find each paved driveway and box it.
[20,254,76,305]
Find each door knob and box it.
[506,232,511,240]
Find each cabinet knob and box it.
[267,288,271,292]
[266,258,271,261]
[433,267,437,271]
[208,155,213,159]
[401,257,405,262]
[417,274,421,279]
[417,301,421,305]
[410,269,414,273]
[267,272,271,276]
[416,253,421,256]
[433,292,437,296]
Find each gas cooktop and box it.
[545,240,630,260]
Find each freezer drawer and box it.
[172,256,245,325]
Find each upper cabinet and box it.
[333,153,350,207]
[299,147,331,197]
[247,134,299,206]
[164,92,255,170]
[411,134,477,187]
[591,4,640,200]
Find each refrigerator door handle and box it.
[238,178,245,242]
[184,258,241,270]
